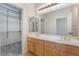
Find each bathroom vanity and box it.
[27,34,79,56]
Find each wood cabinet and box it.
[44,47,54,56]
[44,47,65,56]
[27,37,79,56]
[64,53,75,56]
[27,38,35,53]
[27,37,44,55]
[65,45,79,56]
[34,39,44,56]
[44,41,65,56]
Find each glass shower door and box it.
[0,4,21,56]
[7,10,21,45]
[0,6,7,47]
[0,6,7,56]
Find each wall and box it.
[41,6,73,35]
[71,6,79,36]
[78,7,79,38]
[10,3,35,54]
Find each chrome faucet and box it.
[61,35,72,41]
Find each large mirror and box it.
[29,4,79,38]
[29,17,39,33]
[40,5,79,37]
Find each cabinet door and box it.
[65,45,79,55]
[44,47,65,56]
[34,39,44,56]
[53,49,65,56]
[27,38,35,53]
[45,41,55,48]
[35,44,44,56]
[54,43,65,56]
[44,47,54,56]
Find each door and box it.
[7,10,21,45]
[0,6,7,46]
[56,17,67,35]
[34,40,44,56]
[27,38,35,53]
[0,4,21,56]
[44,47,54,56]
[35,43,44,56]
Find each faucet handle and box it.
[64,36,67,40]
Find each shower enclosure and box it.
[0,4,22,56]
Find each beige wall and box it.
[71,6,79,37]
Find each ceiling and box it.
[34,3,46,8]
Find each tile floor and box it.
[0,41,22,56]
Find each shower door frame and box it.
[0,3,22,47]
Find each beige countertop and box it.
[28,33,79,47]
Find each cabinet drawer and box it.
[65,45,79,55]
[45,41,55,48]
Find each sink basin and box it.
[68,39,79,44]
[60,38,79,44]
[38,34,61,40]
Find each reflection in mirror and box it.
[29,17,39,33]
[56,17,67,35]
[41,19,44,34]
[40,5,79,38]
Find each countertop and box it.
[27,33,79,47]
